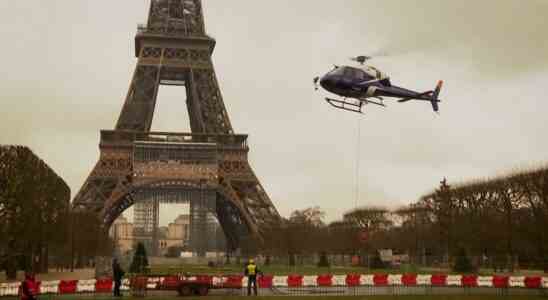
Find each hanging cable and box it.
[355,117,361,209]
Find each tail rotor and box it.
[431,80,443,112]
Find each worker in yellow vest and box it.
[244,258,261,295]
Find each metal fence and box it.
[1,286,545,300]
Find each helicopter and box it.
[314,56,443,114]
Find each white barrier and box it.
[417,274,432,286]
[0,284,9,297]
[303,276,317,287]
[41,280,60,294]
[388,274,402,286]
[1,283,20,297]
[77,279,96,293]
[360,275,374,286]
[121,278,131,291]
[477,276,493,287]
[212,276,224,287]
[272,276,288,287]
[447,275,462,286]
[509,276,525,288]
[332,275,346,286]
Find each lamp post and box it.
[70,208,75,272]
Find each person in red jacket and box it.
[20,271,38,300]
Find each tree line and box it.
[0,146,112,279]
[255,167,548,272]
[2,145,547,275]
[416,167,548,271]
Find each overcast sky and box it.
[1,0,547,224]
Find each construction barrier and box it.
[0,274,546,297]
[258,275,273,288]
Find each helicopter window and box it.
[343,67,366,80]
[343,67,354,77]
[354,69,367,80]
[328,67,345,76]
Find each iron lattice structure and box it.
[73,0,280,254]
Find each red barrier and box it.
[25,281,42,295]
[95,278,113,293]
[346,274,361,287]
[17,281,41,297]
[161,276,180,289]
[258,275,273,288]
[461,275,478,287]
[195,275,213,285]
[224,275,244,288]
[492,276,509,288]
[316,274,333,287]
[524,277,542,289]
[402,274,417,286]
[287,275,303,287]
[431,274,447,286]
[59,280,78,294]
[373,274,389,286]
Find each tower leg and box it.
[190,198,206,257]
[189,188,217,257]
[151,197,160,256]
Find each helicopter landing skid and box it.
[359,97,387,108]
[325,97,363,114]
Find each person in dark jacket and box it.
[20,271,38,300]
[112,258,125,297]
[244,259,261,296]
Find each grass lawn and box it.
[143,264,545,277]
[144,264,416,276]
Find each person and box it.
[244,258,261,296]
[20,271,38,300]
[112,258,125,297]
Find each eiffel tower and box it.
[73,0,280,254]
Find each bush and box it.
[129,242,149,274]
[453,248,474,273]
[165,246,184,258]
[288,253,296,266]
[370,251,385,269]
[317,252,330,267]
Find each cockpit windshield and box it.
[347,67,367,80]
[328,67,345,76]
[328,66,369,80]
